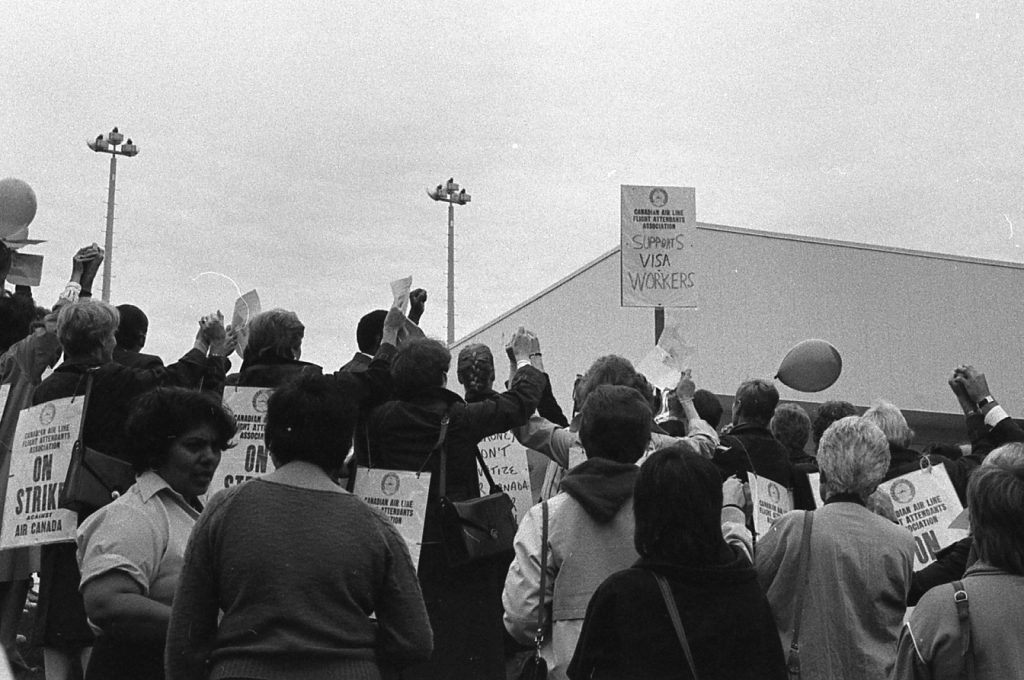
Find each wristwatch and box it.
[976,396,996,410]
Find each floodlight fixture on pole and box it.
[87,126,139,302]
[426,177,471,346]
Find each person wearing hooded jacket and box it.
[568,447,786,680]
[503,385,752,680]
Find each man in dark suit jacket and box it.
[111,303,164,369]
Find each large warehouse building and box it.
[454,222,1024,448]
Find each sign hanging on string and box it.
[877,463,967,569]
[620,185,698,308]
[749,473,794,539]
[0,398,81,548]
[352,467,431,571]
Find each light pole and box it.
[87,127,139,302]
[427,178,470,346]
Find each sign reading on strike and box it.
[213,387,274,496]
[353,467,430,570]
[476,431,532,522]
[749,473,794,539]
[1,398,81,548]
[877,464,967,569]
[620,185,698,308]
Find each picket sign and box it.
[352,467,430,571]
[0,385,10,421]
[208,387,275,501]
[476,431,533,522]
[877,462,967,569]
[0,397,81,548]
[749,473,794,538]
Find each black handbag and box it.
[58,370,136,515]
[517,499,549,680]
[430,408,518,567]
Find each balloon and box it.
[0,178,37,239]
[776,339,842,392]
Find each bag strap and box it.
[474,448,501,494]
[419,405,455,492]
[534,500,549,651]
[75,369,96,444]
[787,510,814,679]
[953,581,976,680]
[653,572,699,680]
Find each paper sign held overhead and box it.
[231,290,261,360]
[620,185,698,308]
[7,253,43,287]
[391,276,412,314]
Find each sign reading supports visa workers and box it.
[749,473,793,539]
[0,398,81,548]
[620,185,698,308]
[353,468,430,570]
[476,432,532,522]
[215,387,274,495]
[877,464,967,569]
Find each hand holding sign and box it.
[675,368,696,401]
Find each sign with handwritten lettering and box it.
[476,431,533,521]
[620,185,698,308]
[0,398,81,548]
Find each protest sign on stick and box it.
[353,468,430,570]
[0,398,81,548]
[749,473,794,539]
[620,185,698,309]
[877,463,968,569]
[476,431,533,522]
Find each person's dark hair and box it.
[265,375,358,474]
[968,461,1024,575]
[578,385,652,464]
[392,338,451,399]
[115,303,149,350]
[356,309,388,354]
[812,400,858,444]
[770,403,811,454]
[693,389,723,429]
[733,378,779,425]
[634,446,725,565]
[124,387,237,474]
[457,344,495,399]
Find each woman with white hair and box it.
[755,416,916,680]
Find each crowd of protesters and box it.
[1,238,1023,680]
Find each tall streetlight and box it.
[427,178,470,346]
[87,127,139,302]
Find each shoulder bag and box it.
[653,571,700,680]
[433,408,518,566]
[59,369,136,515]
[787,510,814,679]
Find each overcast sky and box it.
[4,1,1022,368]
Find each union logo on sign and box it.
[890,479,916,505]
[252,389,271,413]
[649,188,669,208]
[381,472,400,496]
[39,403,56,427]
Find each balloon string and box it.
[190,271,251,322]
